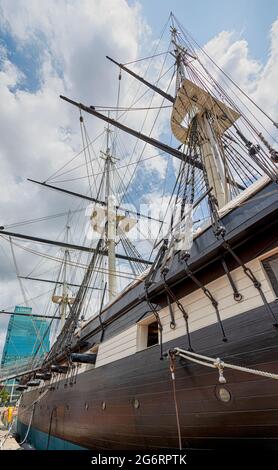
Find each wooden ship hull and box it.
[17,179,278,450]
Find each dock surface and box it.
[0,407,20,450]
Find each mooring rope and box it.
[18,404,36,446]
[15,388,49,447]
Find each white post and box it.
[107,193,117,301]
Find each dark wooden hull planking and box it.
[17,181,278,449]
[18,301,278,450]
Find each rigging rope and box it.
[169,351,182,450]
[172,13,278,131]
[50,152,165,184]
[0,235,138,281]
[9,237,28,306]
[45,129,106,183]
[17,388,49,446]
[123,50,170,66]
[8,237,50,359]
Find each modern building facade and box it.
[1,306,50,403]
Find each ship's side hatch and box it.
[137,315,159,351]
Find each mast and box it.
[170,26,186,94]
[60,223,70,327]
[103,125,117,301]
[198,114,229,208]
[170,26,234,209]
[51,223,72,329]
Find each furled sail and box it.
[171,78,241,144]
[171,79,242,209]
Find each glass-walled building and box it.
[1,306,50,404]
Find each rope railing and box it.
[174,347,278,382]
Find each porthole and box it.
[101,401,106,410]
[216,386,231,403]
[132,398,140,409]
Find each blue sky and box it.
[1,0,277,95]
[0,1,277,94]
[136,0,278,62]
[0,0,277,351]
[122,0,278,208]
[0,31,41,92]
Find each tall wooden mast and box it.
[103,125,117,301]
[60,223,70,327]
[51,223,73,329]
[170,26,239,209]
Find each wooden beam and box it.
[28,179,164,223]
[60,95,203,170]
[0,310,60,320]
[106,56,175,103]
[18,276,102,290]
[28,178,105,206]
[0,229,153,265]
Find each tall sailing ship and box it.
[1,14,278,449]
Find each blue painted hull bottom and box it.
[17,420,88,450]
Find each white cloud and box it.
[251,19,278,122]
[203,20,278,132]
[0,3,277,358]
[204,31,262,91]
[0,0,149,354]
